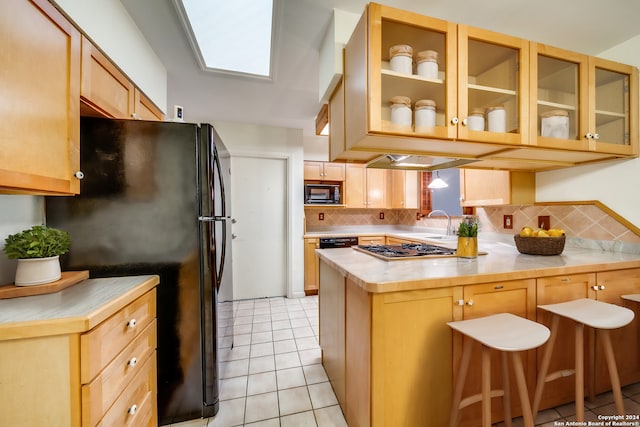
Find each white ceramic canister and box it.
[389,45,413,75]
[467,108,485,131]
[390,96,412,127]
[414,99,436,130]
[487,106,506,132]
[541,109,569,139]
[416,50,439,79]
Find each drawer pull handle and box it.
[128,404,138,415]
[561,278,571,282]
[128,357,138,367]
[127,319,137,329]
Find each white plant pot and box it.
[14,256,61,286]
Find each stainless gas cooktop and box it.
[353,243,457,260]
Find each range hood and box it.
[366,154,478,171]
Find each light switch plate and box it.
[538,215,550,229]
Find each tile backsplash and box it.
[304,203,640,244]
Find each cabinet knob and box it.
[593,133,600,140]
[74,171,85,180]
[451,117,459,125]
[127,318,137,329]
[461,118,468,126]
[456,299,465,306]
[128,404,138,415]
[128,357,138,367]
[592,285,605,291]
[599,285,605,290]
[585,132,593,139]
[466,300,474,306]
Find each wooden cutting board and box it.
[0,270,89,299]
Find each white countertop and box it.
[316,240,640,293]
[0,275,159,339]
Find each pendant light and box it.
[428,171,448,189]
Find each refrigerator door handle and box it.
[198,216,229,222]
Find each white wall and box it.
[211,121,305,298]
[537,35,640,227]
[0,196,45,284]
[53,0,167,113]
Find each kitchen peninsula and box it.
[317,240,640,426]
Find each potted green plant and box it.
[456,215,479,259]
[3,225,71,286]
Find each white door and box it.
[231,155,287,299]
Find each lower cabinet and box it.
[456,279,537,426]
[358,235,386,246]
[320,262,640,427]
[0,288,158,426]
[304,237,319,295]
[593,269,640,393]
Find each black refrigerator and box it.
[45,117,232,425]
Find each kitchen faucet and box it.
[427,209,452,235]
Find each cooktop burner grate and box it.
[355,243,456,258]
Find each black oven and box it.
[304,183,341,204]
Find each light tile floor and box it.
[167,294,347,427]
[166,295,640,427]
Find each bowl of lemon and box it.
[514,227,566,255]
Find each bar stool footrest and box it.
[459,390,506,410]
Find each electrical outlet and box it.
[503,215,513,229]
[319,213,324,221]
[379,212,385,220]
[538,215,550,229]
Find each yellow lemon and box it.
[519,226,533,237]
[537,229,549,237]
[548,228,565,237]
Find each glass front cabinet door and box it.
[589,57,638,156]
[456,25,529,146]
[531,43,638,156]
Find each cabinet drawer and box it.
[81,289,156,383]
[95,354,157,427]
[83,320,157,427]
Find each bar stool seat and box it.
[532,298,634,421]
[447,313,550,427]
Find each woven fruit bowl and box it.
[514,234,566,255]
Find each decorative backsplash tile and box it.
[305,204,640,244]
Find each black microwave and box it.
[304,183,341,204]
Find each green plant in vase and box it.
[456,216,478,259]
[3,225,71,286]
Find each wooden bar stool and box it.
[532,298,634,421]
[447,313,550,427]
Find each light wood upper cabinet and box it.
[341,3,530,159]
[344,164,387,208]
[81,36,164,122]
[0,0,81,195]
[460,169,535,206]
[390,170,419,209]
[530,43,638,157]
[304,161,345,181]
[81,36,135,119]
[335,2,638,171]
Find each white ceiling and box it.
[121,0,640,136]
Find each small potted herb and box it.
[456,216,478,259]
[3,225,71,286]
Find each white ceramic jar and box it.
[390,96,412,127]
[414,99,436,130]
[416,50,438,79]
[389,45,413,75]
[467,108,485,131]
[541,110,569,139]
[487,106,506,133]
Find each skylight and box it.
[174,0,274,78]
